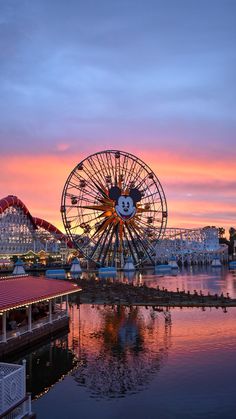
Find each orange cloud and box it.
[0,150,235,234]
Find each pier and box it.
[74,278,236,309]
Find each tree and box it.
[229,227,236,239]
[218,227,225,239]
[229,227,236,256]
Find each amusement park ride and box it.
[0,150,227,268]
[61,150,227,268]
[61,150,167,268]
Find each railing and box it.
[0,309,68,343]
[32,309,68,330]
[4,324,28,342]
[1,394,32,419]
[0,361,29,417]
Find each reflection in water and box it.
[79,266,236,299]
[10,267,236,407]
[31,268,236,418]
[8,303,171,400]
[138,266,236,298]
[16,336,77,398]
[71,304,171,398]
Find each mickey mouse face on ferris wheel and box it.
[109,186,142,221]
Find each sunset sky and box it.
[0,0,236,234]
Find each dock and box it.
[74,278,236,309]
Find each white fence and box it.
[2,394,32,419]
[0,361,28,416]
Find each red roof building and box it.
[0,276,81,357]
[0,276,80,312]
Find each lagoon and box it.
[21,268,236,418]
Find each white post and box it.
[22,359,26,395]
[0,369,5,411]
[49,300,52,323]
[53,298,56,315]
[28,305,32,332]
[28,393,32,415]
[66,295,69,316]
[2,312,7,342]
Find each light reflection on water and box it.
[118,266,236,298]
[30,268,236,418]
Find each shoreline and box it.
[73,278,236,308]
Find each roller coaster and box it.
[154,227,228,265]
[0,195,72,255]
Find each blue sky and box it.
[0,0,235,231]
[0,0,235,155]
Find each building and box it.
[0,275,81,357]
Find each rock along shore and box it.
[73,278,236,308]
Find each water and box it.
[20,268,236,417]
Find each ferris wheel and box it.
[61,150,167,267]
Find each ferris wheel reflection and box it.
[70,304,172,399]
